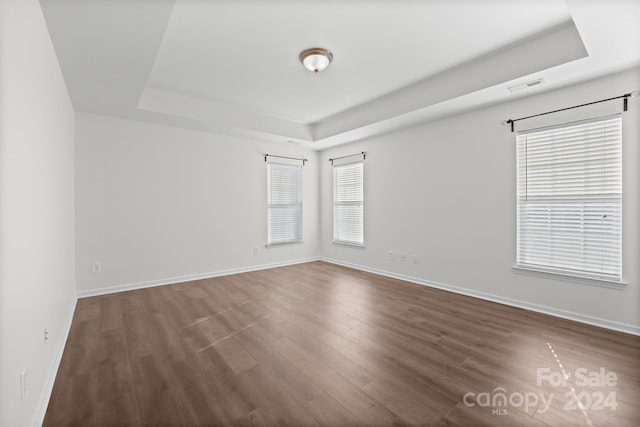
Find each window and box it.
[267,163,302,245]
[333,160,364,245]
[516,114,622,282]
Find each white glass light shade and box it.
[299,48,333,74]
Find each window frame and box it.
[333,159,365,247]
[266,162,303,247]
[514,114,623,285]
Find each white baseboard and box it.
[77,256,639,335]
[31,295,77,427]
[33,258,316,425]
[321,257,640,336]
[33,256,637,425]
[76,257,321,299]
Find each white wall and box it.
[320,68,640,333]
[0,0,77,425]
[75,69,640,334]
[75,113,319,294]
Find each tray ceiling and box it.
[40,0,640,149]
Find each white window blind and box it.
[267,163,302,245]
[516,114,622,282]
[333,160,364,245]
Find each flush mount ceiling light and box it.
[299,48,333,74]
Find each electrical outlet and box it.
[43,328,49,344]
[400,252,407,263]
[253,246,261,255]
[91,262,101,273]
[388,250,394,260]
[20,369,27,402]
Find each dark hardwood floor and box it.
[44,261,640,426]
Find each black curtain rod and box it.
[329,151,367,165]
[504,91,639,132]
[264,154,307,165]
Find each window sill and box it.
[512,265,626,290]
[332,240,365,248]
[266,241,303,248]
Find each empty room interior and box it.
[2,0,640,426]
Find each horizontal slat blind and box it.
[333,161,364,245]
[267,163,302,245]
[516,114,622,281]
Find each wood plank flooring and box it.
[44,261,640,426]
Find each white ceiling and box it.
[40,0,640,150]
